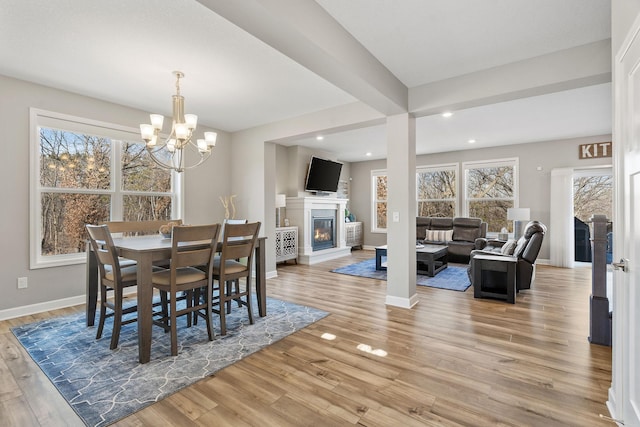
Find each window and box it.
[30,109,182,268]
[573,170,613,224]
[463,158,518,233]
[371,169,387,232]
[416,164,457,217]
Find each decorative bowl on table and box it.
[159,222,179,239]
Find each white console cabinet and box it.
[275,226,298,263]
[345,221,363,249]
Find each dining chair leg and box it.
[225,281,233,314]
[218,280,228,336]
[110,287,123,350]
[96,285,108,340]
[245,279,254,325]
[170,296,178,356]
[204,284,215,341]
[186,290,193,328]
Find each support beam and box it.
[197,0,408,115]
[409,40,611,117]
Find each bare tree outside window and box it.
[573,175,613,223]
[417,168,456,217]
[466,163,515,232]
[375,174,387,229]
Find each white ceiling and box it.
[0,0,612,162]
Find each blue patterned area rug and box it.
[331,258,471,291]
[11,297,328,427]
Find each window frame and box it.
[415,163,458,217]
[30,108,183,269]
[462,157,519,234]
[371,169,387,233]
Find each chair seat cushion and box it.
[213,257,248,275]
[104,265,138,282]
[118,258,136,267]
[151,267,207,286]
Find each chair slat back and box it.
[86,224,120,280]
[171,224,220,270]
[103,219,183,236]
[219,222,261,267]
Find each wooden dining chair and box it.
[150,224,221,356]
[211,221,261,335]
[86,224,141,349]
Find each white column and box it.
[385,113,418,308]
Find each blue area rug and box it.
[11,297,328,427]
[331,258,471,291]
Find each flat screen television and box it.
[304,156,343,193]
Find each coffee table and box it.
[375,244,448,277]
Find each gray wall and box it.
[347,134,612,260]
[0,74,231,313]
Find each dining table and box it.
[85,234,267,363]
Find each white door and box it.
[611,14,640,426]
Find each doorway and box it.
[573,167,613,263]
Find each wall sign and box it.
[579,142,612,159]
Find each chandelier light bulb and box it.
[174,123,189,140]
[204,131,217,147]
[150,114,164,129]
[184,114,198,129]
[140,124,154,143]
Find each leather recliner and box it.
[468,220,547,291]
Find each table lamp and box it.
[507,208,530,240]
[275,194,286,227]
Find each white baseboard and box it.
[385,293,419,309]
[0,295,86,321]
[0,287,138,322]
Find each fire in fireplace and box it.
[312,210,336,251]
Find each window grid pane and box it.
[123,195,172,224]
[40,128,111,190]
[465,161,516,233]
[373,173,388,230]
[121,142,172,192]
[40,193,110,256]
[417,168,456,216]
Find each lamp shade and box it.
[275,194,287,208]
[507,208,530,221]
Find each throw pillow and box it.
[500,239,517,255]
[425,229,453,243]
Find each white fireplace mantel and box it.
[286,196,351,264]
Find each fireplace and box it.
[285,196,350,264]
[312,212,336,251]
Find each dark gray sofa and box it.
[416,217,488,263]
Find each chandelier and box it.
[140,71,217,172]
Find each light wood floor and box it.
[0,250,612,426]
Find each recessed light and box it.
[441,112,453,118]
[365,152,372,156]
[316,135,324,141]
[468,139,476,144]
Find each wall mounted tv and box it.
[304,156,343,194]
